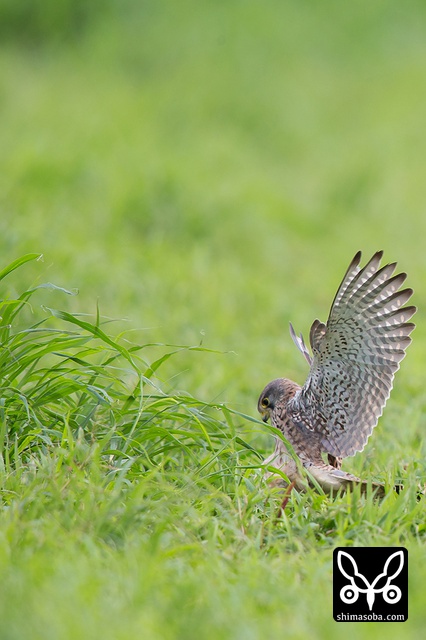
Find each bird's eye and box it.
[261,397,269,408]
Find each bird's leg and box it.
[327,453,342,469]
[276,480,296,518]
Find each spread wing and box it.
[288,251,416,458]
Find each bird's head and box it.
[257,378,289,423]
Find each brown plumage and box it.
[258,251,416,496]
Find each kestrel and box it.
[258,251,416,496]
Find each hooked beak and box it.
[261,412,269,423]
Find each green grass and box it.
[1,1,426,637]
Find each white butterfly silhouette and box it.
[337,550,404,611]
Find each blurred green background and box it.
[1,1,426,637]
[2,0,426,405]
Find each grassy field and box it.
[1,1,426,638]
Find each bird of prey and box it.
[258,251,416,496]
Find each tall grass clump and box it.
[0,254,263,512]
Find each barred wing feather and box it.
[289,252,416,458]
